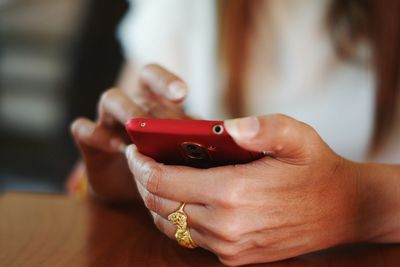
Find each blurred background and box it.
[0,0,128,192]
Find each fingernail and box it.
[125,144,137,159]
[110,138,127,153]
[77,123,95,138]
[224,117,260,140]
[167,81,187,100]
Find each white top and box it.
[118,0,400,163]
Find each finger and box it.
[98,88,147,126]
[132,95,187,119]
[224,114,318,160]
[125,144,232,205]
[70,117,126,153]
[139,64,188,102]
[135,180,210,230]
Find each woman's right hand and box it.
[70,64,190,202]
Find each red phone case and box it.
[125,118,263,168]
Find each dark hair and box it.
[218,0,400,153]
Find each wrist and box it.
[352,162,400,243]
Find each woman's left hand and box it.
[125,114,363,266]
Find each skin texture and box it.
[71,64,400,266]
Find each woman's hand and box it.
[126,114,365,265]
[70,64,190,202]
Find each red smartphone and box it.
[125,118,264,168]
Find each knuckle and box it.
[215,180,243,209]
[218,256,240,267]
[221,221,244,242]
[272,113,313,139]
[301,121,318,138]
[274,113,294,136]
[213,243,241,259]
[272,113,318,149]
[144,163,163,195]
[271,113,291,121]
[143,191,161,213]
[210,216,243,243]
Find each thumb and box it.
[224,114,316,160]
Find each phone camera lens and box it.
[212,125,224,135]
[181,142,209,161]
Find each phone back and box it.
[125,118,263,168]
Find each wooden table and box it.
[1,192,400,267]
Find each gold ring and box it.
[168,203,197,249]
